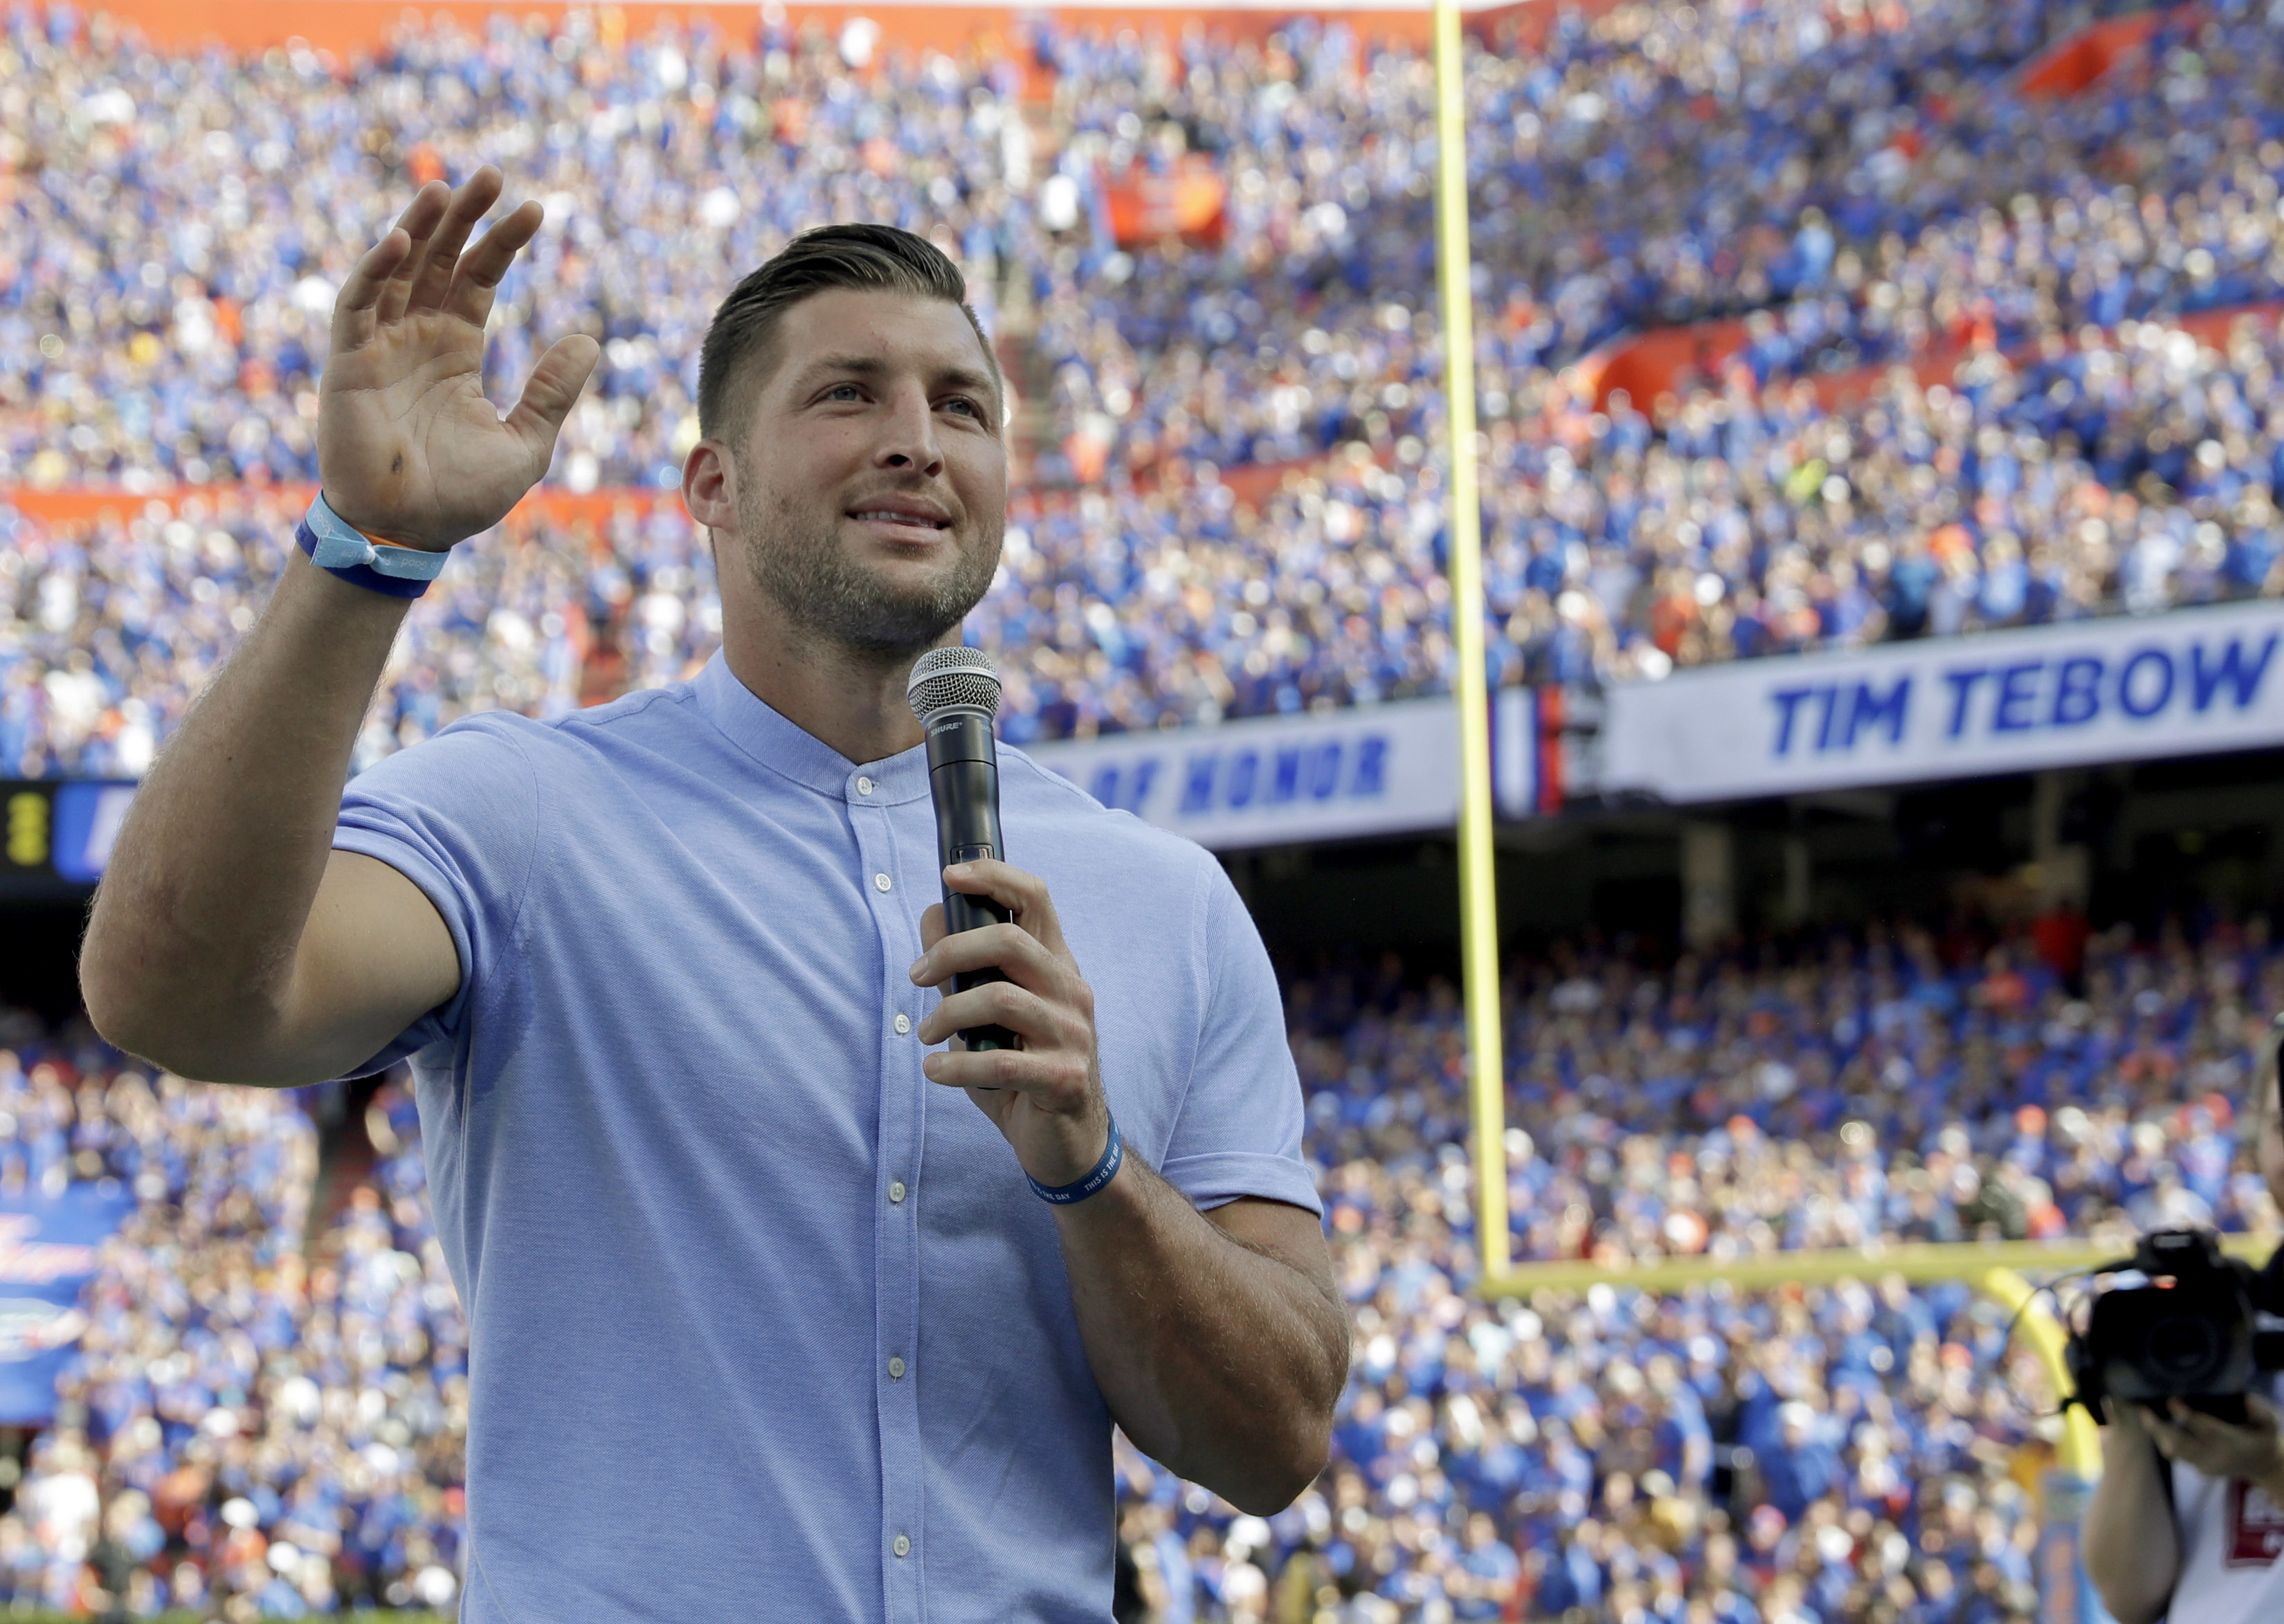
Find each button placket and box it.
[854,787,924,1623]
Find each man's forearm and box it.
[81,552,410,1067]
[2084,1421,2179,1624]
[1054,1158,1347,1514]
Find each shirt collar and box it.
[690,650,932,804]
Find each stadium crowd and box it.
[0,909,2266,1617]
[0,1024,465,1618]
[10,0,2284,748]
[8,291,2284,768]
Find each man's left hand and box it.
[2148,1394,2284,1497]
[910,859,1112,1192]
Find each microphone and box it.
[907,646,1017,1054]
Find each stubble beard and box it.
[739,484,1002,659]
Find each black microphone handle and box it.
[924,713,1017,1053]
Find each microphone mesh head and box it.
[907,646,1002,724]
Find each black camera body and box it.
[2065,1229,2284,1425]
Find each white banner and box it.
[1022,696,1459,849]
[1597,600,2284,803]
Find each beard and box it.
[738,484,1001,657]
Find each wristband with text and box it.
[1026,1113,1123,1205]
[297,491,448,600]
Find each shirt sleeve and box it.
[328,714,541,1079]
[1159,856,1321,1216]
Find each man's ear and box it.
[681,439,738,533]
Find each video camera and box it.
[2064,1229,2284,1427]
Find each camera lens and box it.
[2146,1315,2222,1383]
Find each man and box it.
[81,167,1348,1618]
[2083,1014,2284,1624]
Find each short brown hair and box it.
[697,223,999,459]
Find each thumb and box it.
[502,334,601,457]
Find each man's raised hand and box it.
[318,165,600,553]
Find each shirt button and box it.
[888,1356,906,1380]
[873,872,892,893]
[888,1180,906,1204]
[893,1534,910,1558]
[855,776,875,796]
[894,1013,911,1035]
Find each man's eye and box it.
[943,397,982,417]
[825,384,863,402]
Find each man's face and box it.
[728,287,1007,655]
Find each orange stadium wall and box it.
[1572,300,2284,415]
[59,0,1615,63]
[3,482,685,529]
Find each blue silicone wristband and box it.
[1026,1113,1124,1205]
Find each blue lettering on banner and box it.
[2190,634,2279,711]
[1992,661,2043,732]
[2118,648,2172,718]
[1224,749,1260,809]
[2051,657,2102,726]
[1812,686,1841,751]
[1757,629,2282,767]
[1087,758,1163,814]
[1943,667,1990,738]
[1354,736,1389,796]
[1770,686,1814,756]
[1180,754,1217,814]
[1774,678,1913,756]
[1843,677,1911,748]
[1270,746,1304,804]
[1142,733,1399,821]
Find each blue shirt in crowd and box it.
[332,651,1318,1622]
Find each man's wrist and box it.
[1027,1111,1123,1205]
[299,492,450,599]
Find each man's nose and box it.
[876,385,943,475]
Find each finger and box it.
[943,859,1069,956]
[500,334,602,463]
[923,1043,1085,1100]
[441,197,543,331]
[2247,1393,2279,1427]
[916,977,1060,1048]
[404,166,507,317]
[332,226,414,355]
[2146,1416,2184,1457]
[918,904,947,953]
[910,920,1063,993]
[374,182,454,327]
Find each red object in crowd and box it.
[2033,904,2090,980]
[1101,157,1227,249]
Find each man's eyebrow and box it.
[936,362,999,396]
[788,354,889,389]
[789,352,1001,400]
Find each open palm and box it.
[318,165,600,552]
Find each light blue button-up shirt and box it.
[332,653,1317,1621]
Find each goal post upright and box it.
[1431,0,1510,1281]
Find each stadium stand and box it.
[0,911,2270,1616]
[10,0,2284,750]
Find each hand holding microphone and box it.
[907,650,1114,1192]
